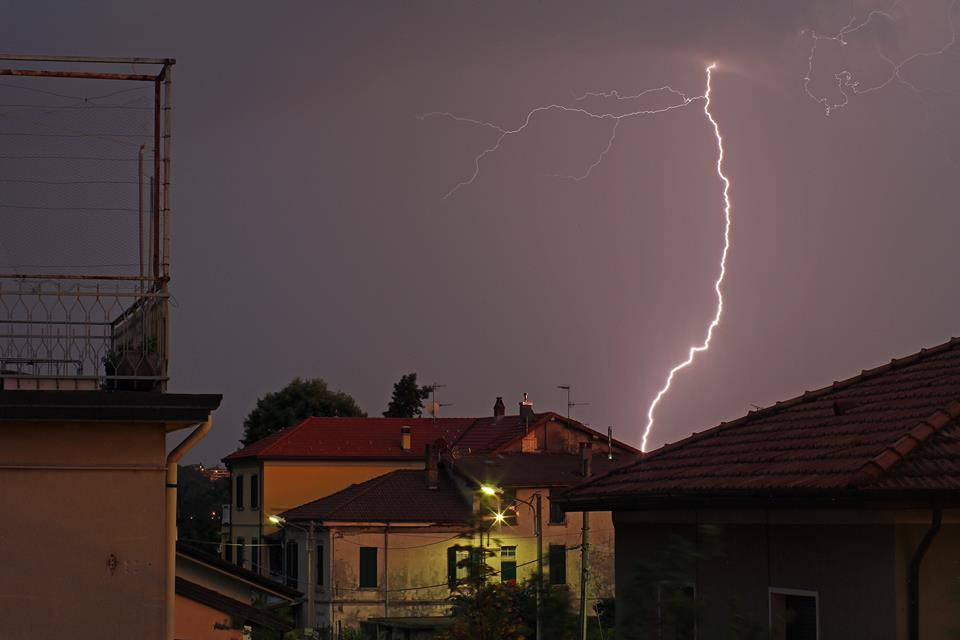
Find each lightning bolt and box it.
[641,63,731,452]
[424,64,733,452]
[804,0,958,115]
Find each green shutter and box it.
[447,547,458,589]
[359,547,378,588]
[501,561,517,583]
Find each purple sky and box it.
[7,1,960,463]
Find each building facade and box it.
[0,390,221,640]
[562,337,960,640]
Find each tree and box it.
[177,464,230,544]
[241,377,365,445]
[383,372,432,418]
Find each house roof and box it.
[224,412,640,463]
[451,451,639,489]
[562,337,960,509]
[175,577,295,633]
[176,542,301,600]
[279,468,471,524]
[223,416,476,462]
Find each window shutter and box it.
[359,547,378,588]
[447,547,458,589]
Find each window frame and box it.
[359,546,378,589]
[316,544,324,586]
[769,587,819,640]
[251,537,260,573]
[285,540,299,589]
[236,537,246,568]
[250,473,260,511]
[235,474,244,511]
[500,545,517,584]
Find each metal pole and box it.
[578,511,590,640]
[152,78,161,282]
[138,145,144,287]
[535,493,542,640]
[306,522,315,633]
[160,63,173,391]
[384,525,390,618]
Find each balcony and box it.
[0,55,173,391]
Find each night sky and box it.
[7,1,960,463]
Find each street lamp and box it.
[480,484,543,640]
[270,514,316,635]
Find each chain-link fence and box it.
[0,55,173,391]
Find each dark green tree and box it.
[383,372,432,418]
[177,464,230,544]
[241,377,365,445]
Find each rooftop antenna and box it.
[557,385,590,419]
[607,426,614,460]
[428,382,447,422]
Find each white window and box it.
[769,588,818,640]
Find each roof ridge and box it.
[850,400,960,486]
[577,336,960,490]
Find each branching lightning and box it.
[424,64,733,452]
[804,0,959,115]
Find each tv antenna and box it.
[557,385,590,419]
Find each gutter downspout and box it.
[908,505,942,640]
[166,416,213,640]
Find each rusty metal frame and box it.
[0,55,175,389]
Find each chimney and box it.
[493,397,506,422]
[519,392,535,425]
[401,425,412,452]
[579,441,593,478]
[425,443,438,489]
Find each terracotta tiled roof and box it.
[564,337,960,506]
[223,417,476,461]
[225,411,639,462]
[451,452,639,489]
[279,468,472,524]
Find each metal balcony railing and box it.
[0,55,174,391]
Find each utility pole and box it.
[578,446,592,640]
[557,385,590,419]
[578,511,590,640]
[306,522,315,636]
[535,492,543,640]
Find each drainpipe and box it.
[165,416,213,640]
[908,505,942,640]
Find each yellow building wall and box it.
[316,487,616,633]
[227,459,422,572]
[0,420,169,640]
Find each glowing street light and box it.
[268,514,285,526]
[480,484,499,497]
